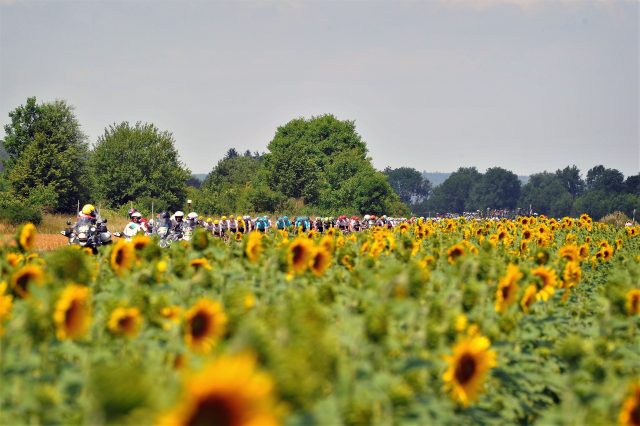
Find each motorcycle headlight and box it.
[78,233,87,240]
[91,227,96,232]
[78,225,90,233]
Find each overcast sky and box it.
[1,0,638,177]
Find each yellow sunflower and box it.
[108,307,142,338]
[520,284,537,313]
[578,243,590,260]
[447,243,466,265]
[0,282,14,335]
[110,240,135,276]
[319,235,335,254]
[6,252,23,268]
[287,238,314,275]
[562,261,581,289]
[495,264,522,314]
[17,222,36,252]
[340,254,355,272]
[53,284,92,340]
[159,353,279,426]
[189,257,213,272]
[235,232,243,241]
[398,222,410,234]
[245,232,263,263]
[161,305,183,329]
[132,235,151,252]
[619,382,640,426]
[443,332,497,406]
[184,299,228,354]
[310,247,332,277]
[558,244,579,262]
[626,289,640,316]
[10,264,45,298]
[531,266,557,302]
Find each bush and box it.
[0,200,42,224]
[599,211,631,227]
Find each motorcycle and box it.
[60,217,112,254]
[155,219,182,248]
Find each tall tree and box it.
[3,97,89,212]
[383,167,432,205]
[426,167,481,214]
[555,165,585,199]
[88,122,190,210]
[585,165,625,193]
[467,167,521,210]
[519,172,572,217]
[262,114,401,213]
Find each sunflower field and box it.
[1,216,640,425]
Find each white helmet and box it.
[174,211,184,218]
[131,212,142,218]
[187,212,198,220]
[364,214,371,221]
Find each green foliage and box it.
[384,166,432,206]
[0,195,42,224]
[555,165,585,199]
[3,97,89,212]
[573,190,640,220]
[467,167,521,210]
[586,165,625,193]
[519,172,573,217]
[88,122,191,211]
[426,167,482,213]
[262,115,400,214]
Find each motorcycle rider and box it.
[171,211,185,232]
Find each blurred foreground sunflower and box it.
[443,332,497,406]
[626,289,640,316]
[310,247,332,277]
[0,282,14,335]
[619,382,640,426]
[17,222,36,252]
[108,307,142,338]
[287,238,314,274]
[159,353,279,426]
[110,240,135,276]
[10,264,45,298]
[495,264,522,314]
[53,284,92,340]
[184,299,227,354]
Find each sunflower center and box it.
[631,296,639,314]
[191,311,211,339]
[118,315,135,332]
[292,246,305,265]
[187,395,238,426]
[501,285,511,301]
[115,248,124,266]
[15,272,33,294]
[629,403,640,426]
[65,300,84,333]
[454,353,477,385]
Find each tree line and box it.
[384,165,639,220]
[0,97,637,222]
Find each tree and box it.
[202,151,262,189]
[624,174,640,196]
[585,165,625,193]
[3,97,89,212]
[383,167,432,205]
[426,167,481,214]
[519,172,572,217]
[573,190,639,220]
[262,114,400,213]
[555,165,585,199]
[467,167,521,211]
[88,122,190,211]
